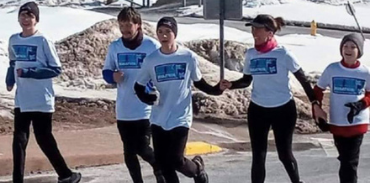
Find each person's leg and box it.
[168,126,208,183]
[117,121,143,183]
[12,108,32,183]
[31,112,73,179]
[152,124,178,183]
[271,100,301,183]
[334,134,364,183]
[169,127,197,176]
[247,102,271,183]
[134,119,165,182]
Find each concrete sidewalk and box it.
[0,125,222,176]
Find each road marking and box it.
[311,137,338,157]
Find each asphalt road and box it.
[1,134,369,183]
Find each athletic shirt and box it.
[103,35,160,121]
[136,46,202,130]
[243,46,301,107]
[317,61,370,126]
[8,32,61,112]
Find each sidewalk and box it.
[0,125,222,176]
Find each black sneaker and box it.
[192,156,209,183]
[58,172,82,183]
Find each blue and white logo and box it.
[117,53,146,69]
[13,45,37,62]
[155,63,187,82]
[250,58,277,75]
[332,77,365,95]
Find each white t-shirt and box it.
[103,35,160,121]
[317,62,370,126]
[243,46,301,107]
[8,32,61,112]
[136,46,202,130]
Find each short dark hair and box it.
[117,7,142,24]
[245,14,286,33]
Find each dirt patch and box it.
[55,19,156,89]
[0,97,117,135]
[184,39,250,72]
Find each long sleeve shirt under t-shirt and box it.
[102,35,161,121]
[135,46,202,130]
[317,61,370,133]
[6,32,62,113]
[243,45,301,107]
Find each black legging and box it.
[12,108,72,183]
[247,99,301,183]
[151,124,198,183]
[117,120,161,183]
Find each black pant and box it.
[247,100,301,183]
[334,134,364,183]
[12,108,72,183]
[151,124,198,183]
[117,119,160,183]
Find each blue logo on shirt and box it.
[332,77,365,95]
[250,58,277,75]
[13,45,37,62]
[155,63,187,82]
[117,53,146,69]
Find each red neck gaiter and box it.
[255,37,278,53]
[341,59,360,69]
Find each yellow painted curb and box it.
[185,141,222,156]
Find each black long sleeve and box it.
[293,68,316,102]
[230,74,253,89]
[193,78,223,96]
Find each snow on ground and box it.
[179,0,370,29]
[147,21,369,73]
[0,6,113,42]
[0,0,158,8]
[1,6,369,104]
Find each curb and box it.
[0,141,222,177]
[185,141,223,155]
[183,13,370,34]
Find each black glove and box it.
[316,118,330,132]
[134,82,158,105]
[344,101,364,124]
[141,93,158,105]
[192,97,201,115]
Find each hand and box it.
[6,86,13,92]
[113,71,124,83]
[345,101,363,124]
[312,104,329,132]
[144,93,158,105]
[317,118,330,132]
[219,79,232,91]
[16,69,23,77]
[313,104,327,122]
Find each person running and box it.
[219,14,326,183]
[102,7,165,183]
[134,16,226,183]
[5,2,81,183]
[314,33,369,183]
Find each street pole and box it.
[219,0,225,80]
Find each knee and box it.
[124,148,137,158]
[172,156,186,169]
[278,152,294,163]
[252,149,267,162]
